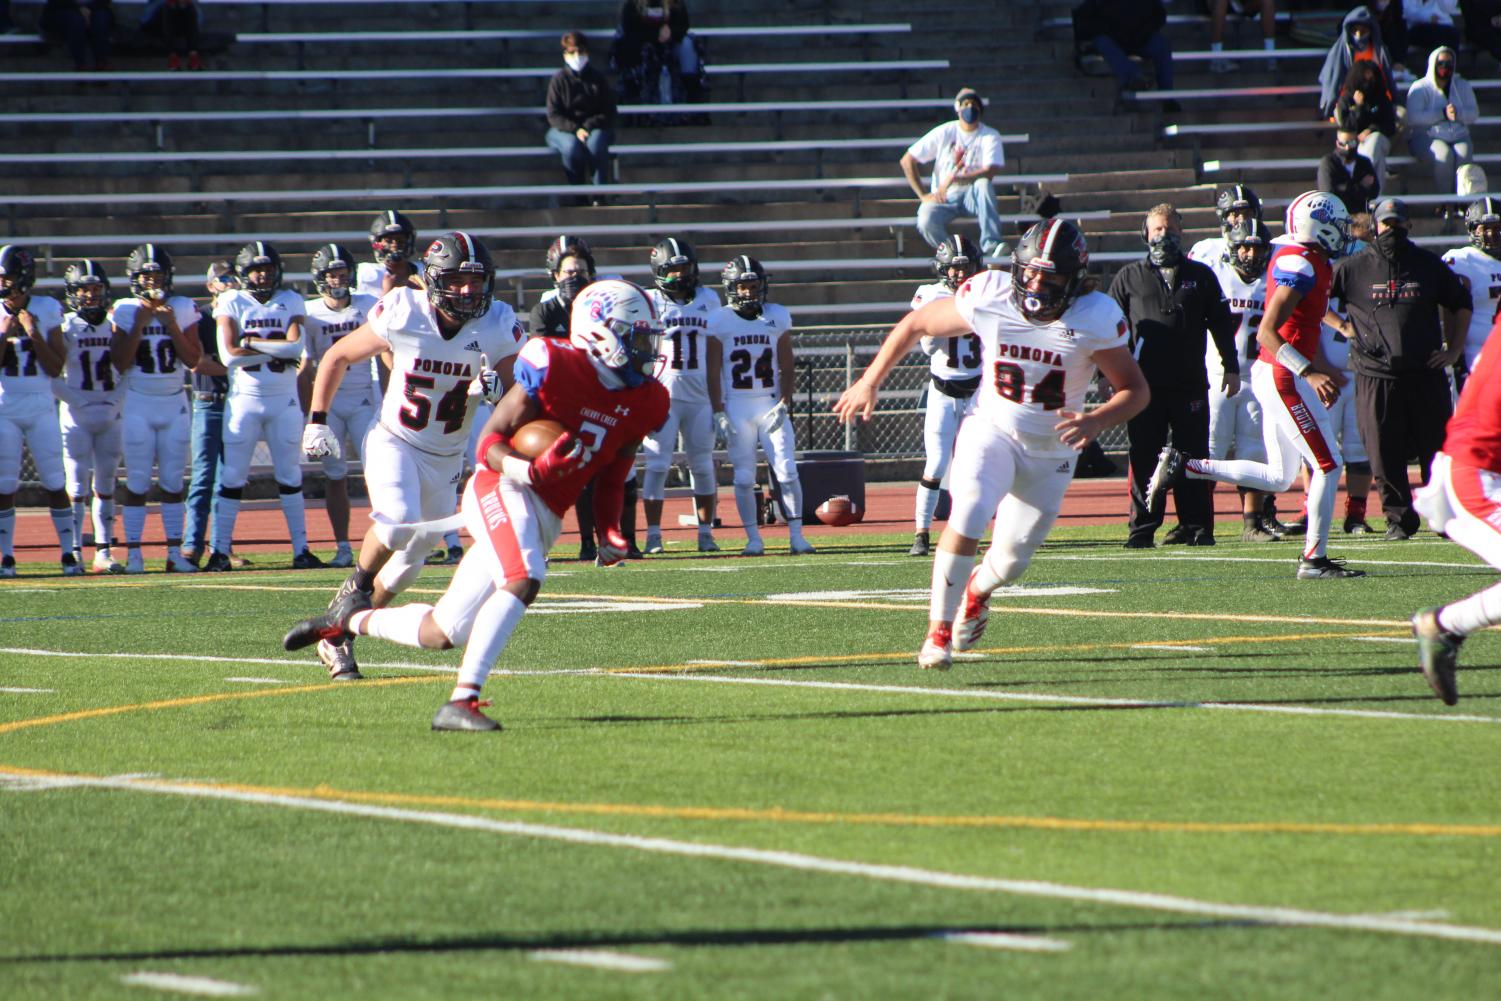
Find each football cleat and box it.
[327,546,354,569]
[424,546,449,566]
[578,539,597,562]
[1343,517,1373,535]
[917,625,953,671]
[952,567,990,652]
[203,551,232,572]
[432,696,502,732]
[1412,607,1463,705]
[1144,446,1185,512]
[92,549,124,574]
[697,536,720,553]
[626,542,645,560]
[1296,556,1366,580]
[0,555,15,578]
[283,585,371,651]
[291,549,326,570]
[741,540,765,557]
[1278,518,1308,537]
[318,637,363,682]
[644,533,665,555]
[165,553,198,573]
[1241,523,1280,543]
[1162,524,1191,546]
[790,538,817,555]
[60,553,83,577]
[445,545,464,565]
[908,531,931,557]
[125,549,146,574]
[228,552,252,569]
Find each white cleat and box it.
[952,566,990,652]
[60,553,84,577]
[917,625,953,671]
[165,553,199,574]
[790,538,817,555]
[92,549,125,575]
[0,556,15,579]
[740,540,765,557]
[125,549,146,574]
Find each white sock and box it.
[444,530,461,551]
[93,496,114,549]
[929,548,974,626]
[353,603,432,648]
[0,508,13,558]
[734,485,761,545]
[697,521,713,538]
[211,496,240,554]
[1264,38,1275,51]
[1439,581,1501,637]
[280,490,307,554]
[1211,41,1224,53]
[1186,457,1286,494]
[787,517,807,545]
[915,484,940,531]
[971,546,1012,596]
[779,477,804,530]
[123,504,147,546]
[452,591,527,698]
[160,501,184,556]
[50,507,76,557]
[1303,467,1339,561]
[72,498,88,549]
[336,540,353,556]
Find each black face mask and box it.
[1147,233,1183,267]
[1375,226,1408,258]
[556,274,591,306]
[1336,142,1359,161]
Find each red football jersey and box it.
[1443,313,1501,471]
[514,337,670,516]
[1258,242,1331,365]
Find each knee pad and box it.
[430,598,475,648]
[732,468,755,490]
[919,477,942,491]
[1347,460,1372,476]
[688,456,715,495]
[277,482,301,496]
[377,549,425,597]
[218,485,244,501]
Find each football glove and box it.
[468,353,504,404]
[596,527,630,567]
[530,431,587,485]
[303,422,340,460]
[758,400,789,437]
[713,410,734,448]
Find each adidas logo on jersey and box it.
[463,340,482,352]
[1056,461,1072,473]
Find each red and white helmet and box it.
[569,279,663,386]
[1284,191,1349,256]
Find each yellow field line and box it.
[3,762,1495,839]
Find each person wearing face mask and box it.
[1326,197,1471,540]
[899,88,1007,260]
[1317,122,1381,214]
[544,31,617,204]
[1318,7,1394,119]
[1334,61,1398,182]
[1110,205,1239,548]
[1406,46,1478,197]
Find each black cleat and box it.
[284,584,372,651]
[1296,556,1366,579]
[1343,517,1373,535]
[1241,521,1280,543]
[1413,607,1463,705]
[432,696,502,732]
[578,539,597,562]
[1122,535,1155,549]
[203,551,232,572]
[1144,446,1185,512]
[291,549,325,570]
[1384,522,1414,541]
[908,530,930,557]
[1162,524,1191,546]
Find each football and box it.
[509,419,568,459]
[816,495,862,527]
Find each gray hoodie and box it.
[1407,46,1478,145]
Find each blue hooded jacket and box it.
[1318,7,1393,118]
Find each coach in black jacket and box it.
[1110,204,1240,547]
[1327,198,1470,539]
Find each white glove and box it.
[758,400,789,437]
[713,410,735,448]
[303,422,340,460]
[468,353,503,404]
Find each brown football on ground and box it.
[817,495,862,527]
[509,419,568,459]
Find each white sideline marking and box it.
[683,567,741,573]
[1370,910,1451,921]
[223,677,288,685]
[687,659,760,667]
[530,949,671,972]
[765,586,1114,603]
[1353,637,1418,645]
[120,972,257,996]
[1131,645,1211,653]
[0,686,54,693]
[935,931,1072,953]
[3,588,59,594]
[612,673,1501,726]
[1052,554,1481,570]
[528,599,702,615]
[24,769,1501,949]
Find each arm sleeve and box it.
[513,338,552,400]
[590,449,635,539]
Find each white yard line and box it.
[119,971,258,996]
[0,686,55,693]
[17,768,1501,949]
[1131,645,1211,653]
[222,677,288,685]
[1352,637,1418,645]
[1048,554,1481,570]
[934,931,1072,953]
[529,949,671,972]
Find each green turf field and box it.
[3,525,1499,999]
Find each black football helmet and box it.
[63,259,111,324]
[933,235,983,291]
[423,231,494,322]
[0,245,36,300]
[369,209,416,263]
[546,234,596,277]
[1011,218,1089,323]
[125,244,173,300]
[1226,219,1272,281]
[310,243,355,301]
[235,241,284,303]
[1466,197,1501,257]
[722,255,768,318]
[650,237,699,300]
[1215,184,1263,237]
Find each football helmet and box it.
[1215,184,1263,236]
[235,241,284,303]
[722,255,769,318]
[1283,190,1349,257]
[933,235,982,290]
[0,244,36,299]
[1010,218,1089,323]
[369,209,416,263]
[546,234,596,276]
[569,279,662,387]
[1226,219,1272,281]
[1466,197,1501,256]
[422,231,494,323]
[63,259,111,324]
[310,243,355,301]
[125,243,173,300]
[650,237,699,300]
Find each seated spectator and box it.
[1318,121,1381,214]
[41,0,113,70]
[1318,7,1393,119]
[545,31,617,202]
[1074,0,1175,107]
[1335,61,1398,180]
[1371,0,1410,75]
[611,0,707,107]
[1407,46,1478,196]
[1207,0,1277,75]
[898,88,1006,259]
[1463,0,1501,65]
[140,0,201,70]
[1404,0,1461,67]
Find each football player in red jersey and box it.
[284,280,669,730]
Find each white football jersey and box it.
[1204,257,1267,381]
[371,287,522,457]
[214,288,306,397]
[709,302,793,401]
[1442,244,1501,367]
[0,295,66,397]
[58,312,124,406]
[111,295,201,396]
[647,285,720,405]
[1187,236,1228,266]
[952,270,1128,454]
[305,292,380,403]
[912,281,985,381]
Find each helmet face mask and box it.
[1467,198,1501,256]
[1010,219,1089,323]
[369,210,416,264]
[569,279,663,386]
[934,236,982,291]
[235,242,283,304]
[311,243,355,301]
[1216,185,1263,238]
[722,255,768,318]
[64,261,111,324]
[650,237,699,301]
[547,235,596,278]
[423,232,494,324]
[0,246,36,303]
[125,244,173,301]
[1226,220,1272,281]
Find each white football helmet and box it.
[1284,191,1349,257]
[569,279,663,386]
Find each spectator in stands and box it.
[1208,0,1277,75]
[183,261,237,568]
[545,31,617,204]
[1335,61,1398,181]
[611,0,706,108]
[1318,120,1380,214]
[1074,0,1175,107]
[140,0,201,71]
[899,88,1006,260]
[1318,7,1393,119]
[41,0,113,71]
[1463,0,1501,64]
[1404,0,1461,67]
[1407,46,1478,196]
